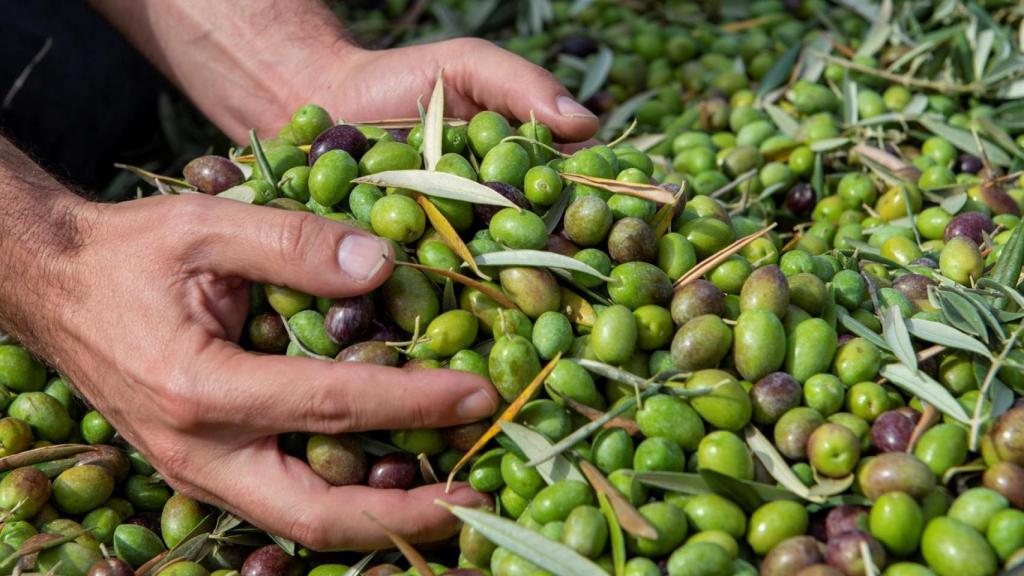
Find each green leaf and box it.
[342,551,378,576]
[976,115,1024,162]
[882,305,917,370]
[352,170,521,208]
[600,90,658,141]
[800,32,834,82]
[597,493,626,576]
[811,138,852,152]
[439,504,607,576]
[698,469,765,512]
[744,426,821,502]
[836,308,890,352]
[879,363,970,423]
[268,534,296,556]
[422,71,445,171]
[764,103,801,138]
[757,42,802,98]
[918,117,1013,167]
[578,46,614,104]
[938,290,989,340]
[471,250,612,281]
[249,130,278,194]
[904,318,992,358]
[974,29,996,82]
[812,152,825,200]
[499,422,586,484]
[842,72,858,126]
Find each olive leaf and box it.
[578,45,613,104]
[882,305,917,370]
[138,533,213,576]
[363,512,435,576]
[987,225,1024,309]
[560,173,676,204]
[763,104,801,139]
[438,503,607,576]
[471,250,613,281]
[579,460,658,539]
[572,359,706,398]
[248,130,278,194]
[757,42,802,99]
[597,492,626,576]
[810,138,852,153]
[744,426,824,502]
[0,528,87,570]
[0,444,94,472]
[850,144,921,182]
[499,422,586,485]
[422,70,445,171]
[674,224,778,289]
[446,353,562,490]
[878,363,970,423]
[976,115,1024,162]
[352,170,521,209]
[343,551,378,576]
[904,317,991,358]
[698,469,764,513]
[599,89,658,141]
[114,163,196,194]
[397,261,516,309]
[543,188,572,234]
[634,471,800,503]
[918,117,1012,167]
[415,195,489,280]
[937,290,989,340]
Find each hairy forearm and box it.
[87,0,356,142]
[0,137,93,361]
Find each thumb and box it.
[447,38,600,143]
[198,196,394,297]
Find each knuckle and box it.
[288,513,331,551]
[449,37,491,53]
[303,384,361,433]
[156,373,206,432]
[150,438,193,485]
[272,212,324,269]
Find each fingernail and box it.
[556,95,597,119]
[337,234,390,283]
[457,390,497,420]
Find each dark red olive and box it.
[325,295,375,347]
[825,506,869,540]
[983,461,1024,508]
[762,536,824,576]
[991,407,1024,465]
[248,313,289,353]
[183,155,244,194]
[547,234,580,257]
[241,544,303,576]
[365,317,405,342]
[474,183,531,225]
[367,453,418,490]
[86,558,134,576]
[892,274,935,302]
[958,153,983,174]
[124,516,160,533]
[386,128,410,143]
[560,35,598,57]
[441,420,490,452]
[825,530,886,576]
[909,257,938,268]
[309,124,369,165]
[870,410,916,453]
[944,212,995,244]
[584,90,616,116]
[786,183,815,216]
[751,372,803,425]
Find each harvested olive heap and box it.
[5,1,1024,575]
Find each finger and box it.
[188,195,394,298]
[205,345,499,433]
[205,440,491,551]
[444,39,600,143]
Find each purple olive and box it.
[547,234,580,257]
[363,565,404,576]
[751,372,803,425]
[892,274,935,302]
[825,530,886,576]
[309,124,369,165]
[944,212,995,244]
[957,153,983,174]
[367,452,418,490]
[825,506,869,540]
[336,341,400,366]
[909,257,938,268]
[241,544,303,576]
[248,313,289,353]
[982,461,1024,508]
[75,444,131,483]
[560,35,598,57]
[441,420,489,452]
[183,155,244,194]
[86,559,134,576]
[325,295,374,347]
[786,183,815,216]
[124,516,160,533]
[474,182,531,225]
[307,434,367,486]
[762,536,824,576]
[386,128,410,143]
[870,410,917,453]
[365,317,405,342]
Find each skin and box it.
[0,0,598,552]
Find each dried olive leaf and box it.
[579,460,658,539]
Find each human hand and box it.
[309,38,600,143]
[44,193,499,550]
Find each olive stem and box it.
[969,322,1024,450]
[819,54,986,95]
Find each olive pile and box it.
[3,0,1024,575]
